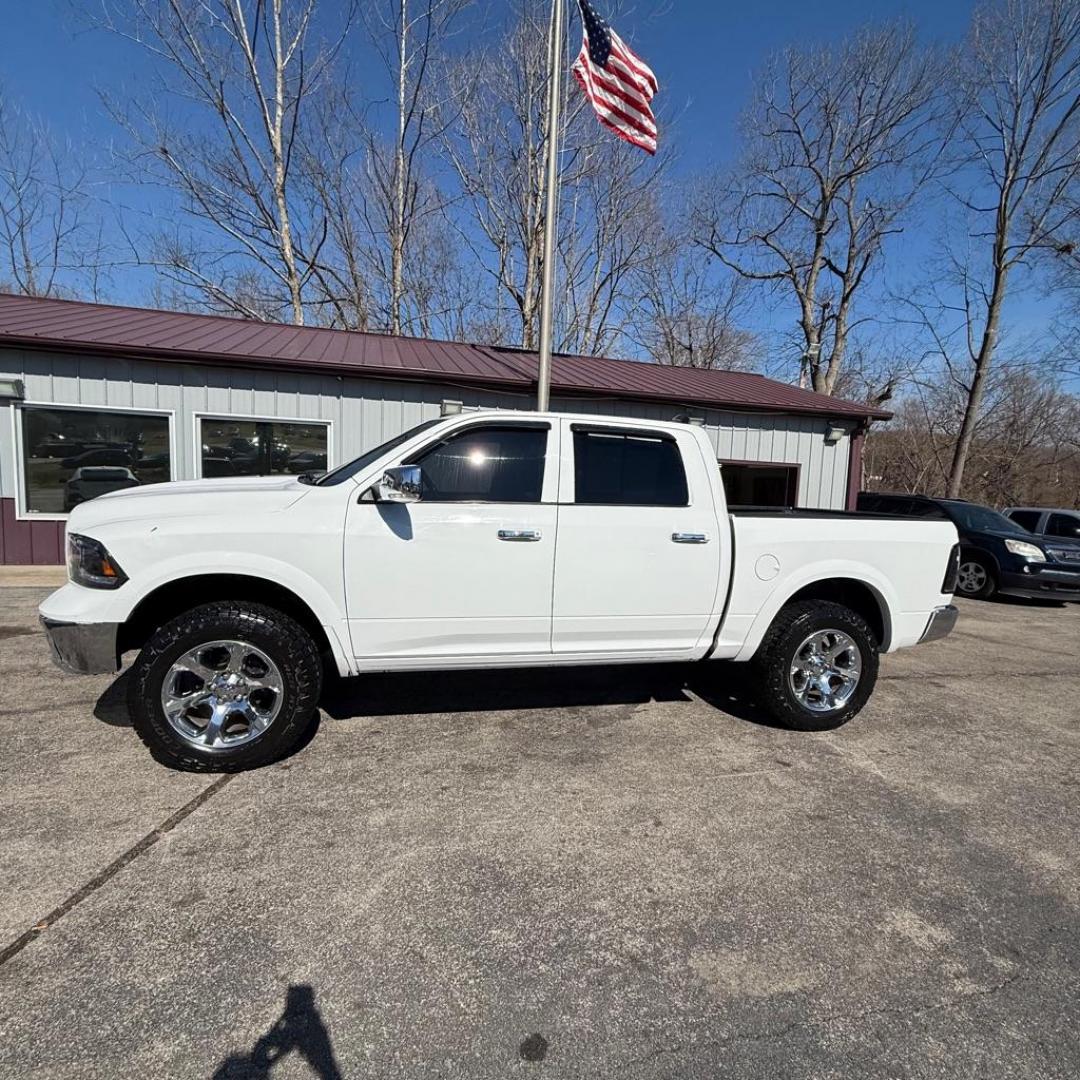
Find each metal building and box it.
[0,294,888,564]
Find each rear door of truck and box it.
[551,420,728,657]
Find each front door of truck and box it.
[551,421,723,656]
[344,420,559,663]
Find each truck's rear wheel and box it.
[128,601,322,771]
[752,600,878,731]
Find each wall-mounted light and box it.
[673,411,706,426]
[824,421,846,444]
[0,378,25,400]
[441,399,463,416]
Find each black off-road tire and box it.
[128,601,322,772]
[752,599,879,732]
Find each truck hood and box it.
[67,475,313,531]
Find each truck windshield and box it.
[317,419,443,486]
[942,501,1028,534]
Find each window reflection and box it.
[200,419,329,478]
[411,427,547,502]
[21,406,171,513]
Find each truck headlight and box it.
[1005,538,1046,562]
[67,533,127,589]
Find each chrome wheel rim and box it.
[957,561,987,594]
[788,629,862,713]
[161,639,284,752]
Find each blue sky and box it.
[641,0,974,170]
[7,0,1061,374]
[4,0,976,177]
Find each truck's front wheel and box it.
[752,600,878,731]
[128,601,322,771]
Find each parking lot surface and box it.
[1,586,1078,1079]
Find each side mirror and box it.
[373,465,422,503]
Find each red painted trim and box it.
[846,426,866,510]
[0,498,66,564]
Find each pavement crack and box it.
[0,774,234,968]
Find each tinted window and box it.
[200,418,328,478]
[907,500,948,519]
[574,429,688,506]
[20,406,171,514]
[1047,513,1080,538]
[411,426,547,502]
[1007,510,1042,533]
[857,494,946,518]
[942,502,1027,534]
[857,494,888,513]
[858,494,913,515]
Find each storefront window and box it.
[200,418,328,478]
[20,406,172,514]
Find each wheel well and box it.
[118,574,334,661]
[959,545,998,575]
[785,578,887,647]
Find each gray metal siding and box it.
[0,347,853,511]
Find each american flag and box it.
[571,0,658,155]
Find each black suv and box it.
[857,492,1080,601]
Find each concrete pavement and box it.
[0,587,1078,1078]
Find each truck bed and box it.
[714,510,958,661]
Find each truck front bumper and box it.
[41,617,120,675]
[919,604,959,644]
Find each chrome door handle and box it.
[672,532,709,544]
[498,529,542,542]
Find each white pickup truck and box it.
[41,410,960,770]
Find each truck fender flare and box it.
[118,553,356,677]
[732,562,896,662]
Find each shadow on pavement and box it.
[984,593,1069,608]
[94,670,133,727]
[212,984,343,1080]
[94,659,779,745]
[321,660,779,727]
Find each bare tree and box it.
[0,91,100,298]
[441,2,552,349]
[303,95,481,336]
[302,0,472,335]
[98,0,353,323]
[442,0,662,353]
[300,101,376,330]
[694,24,942,395]
[364,0,472,335]
[627,235,757,370]
[556,140,664,356]
[865,366,1080,507]
[942,0,1080,496]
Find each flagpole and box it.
[536,0,565,412]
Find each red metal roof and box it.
[0,293,890,420]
